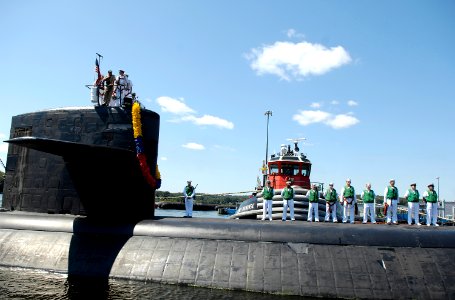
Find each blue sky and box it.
[1,0,454,200]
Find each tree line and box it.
[155,190,247,205]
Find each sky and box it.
[1,0,454,201]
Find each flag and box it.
[95,58,101,76]
[94,58,102,85]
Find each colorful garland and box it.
[132,101,161,189]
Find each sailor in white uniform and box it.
[261,180,274,221]
[384,179,399,224]
[422,183,439,226]
[183,180,196,218]
[306,184,320,222]
[323,183,338,222]
[340,178,356,224]
[281,181,295,221]
[361,183,376,224]
[404,183,421,225]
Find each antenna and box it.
[286,137,306,153]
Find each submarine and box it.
[0,89,454,299]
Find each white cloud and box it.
[182,142,205,150]
[247,41,351,80]
[181,115,234,129]
[325,114,360,129]
[347,100,358,106]
[156,96,234,129]
[286,29,305,39]
[331,100,339,105]
[160,156,168,161]
[292,110,331,126]
[156,96,195,115]
[310,102,321,108]
[293,110,359,129]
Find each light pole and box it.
[436,176,441,217]
[264,111,272,186]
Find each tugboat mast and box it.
[264,110,272,187]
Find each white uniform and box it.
[183,185,196,217]
[261,186,274,221]
[422,190,439,226]
[281,187,295,221]
[360,189,376,223]
[404,188,421,225]
[114,74,128,105]
[323,188,338,222]
[340,185,356,223]
[305,189,320,222]
[384,186,399,224]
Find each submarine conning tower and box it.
[2,106,160,220]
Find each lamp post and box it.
[264,111,272,186]
[436,176,441,217]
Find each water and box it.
[0,267,306,299]
[154,208,230,219]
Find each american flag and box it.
[94,58,102,84]
[95,58,100,75]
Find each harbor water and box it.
[0,266,306,300]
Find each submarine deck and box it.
[0,212,454,299]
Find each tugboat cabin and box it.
[267,143,311,189]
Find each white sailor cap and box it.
[187,180,192,183]
[389,179,395,182]
[329,182,334,186]
[346,178,351,182]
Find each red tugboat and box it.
[230,139,330,220]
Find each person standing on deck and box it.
[281,181,295,221]
[114,69,128,106]
[306,184,320,222]
[262,180,274,221]
[183,180,195,218]
[404,183,421,226]
[324,182,338,222]
[384,179,399,225]
[423,183,439,226]
[340,179,356,224]
[361,183,376,224]
[102,70,115,106]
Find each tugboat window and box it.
[282,164,300,176]
[301,165,311,176]
[270,164,279,174]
